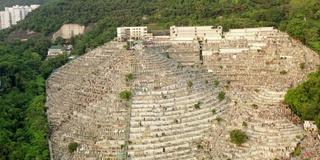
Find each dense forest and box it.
[0,0,53,10]
[0,0,319,159]
[285,69,320,128]
[0,36,68,159]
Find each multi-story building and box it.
[170,26,223,41]
[0,4,40,30]
[117,26,148,42]
[9,6,22,25]
[0,10,11,29]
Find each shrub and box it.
[212,109,216,115]
[218,91,225,101]
[293,146,301,156]
[280,70,287,75]
[177,64,184,69]
[188,81,193,88]
[242,121,248,127]
[119,90,132,100]
[215,116,223,123]
[229,129,248,146]
[300,62,305,70]
[214,79,220,87]
[197,144,203,149]
[252,104,258,109]
[194,101,202,109]
[68,142,78,153]
[125,73,134,81]
[315,115,320,129]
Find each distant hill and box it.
[0,0,53,10]
[13,0,320,49]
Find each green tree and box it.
[305,27,319,42]
[315,115,320,129]
[286,19,308,43]
[54,36,65,45]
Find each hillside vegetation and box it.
[6,0,319,53]
[0,37,68,159]
[285,69,320,128]
[0,0,319,159]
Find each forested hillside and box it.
[0,0,319,159]
[285,69,320,128]
[0,37,68,159]
[7,0,319,53]
[0,0,53,10]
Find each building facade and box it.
[117,26,148,42]
[170,26,223,41]
[47,45,67,57]
[224,27,277,40]
[0,5,40,30]
[0,10,11,29]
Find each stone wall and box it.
[52,24,85,41]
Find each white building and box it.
[303,121,318,132]
[0,10,11,29]
[9,6,22,25]
[117,26,148,42]
[170,26,223,41]
[224,27,278,40]
[47,45,67,57]
[0,4,40,30]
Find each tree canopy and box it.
[0,35,68,159]
[1,0,317,54]
[284,68,320,128]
